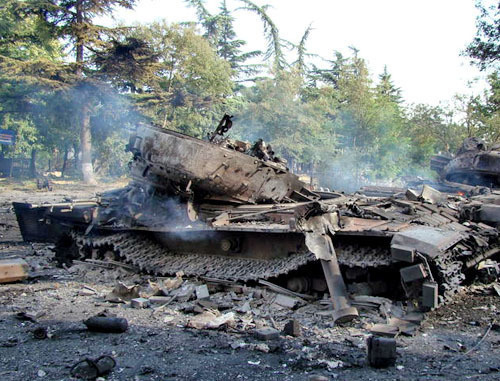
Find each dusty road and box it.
[1,180,500,380]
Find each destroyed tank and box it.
[431,137,500,188]
[13,116,500,323]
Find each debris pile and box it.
[8,120,500,355]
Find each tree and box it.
[482,71,500,141]
[184,0,220,45]
[376,66,402,104]
[15,0,137,183]
[237,0,286,72]
[0,0,65,176]
[185,0,261,81]
[292,24,313,77]
[465,0,499,71]
[453,93,484,138]
[237,68,336,179]
[216,0,261,79]
[121,22,233,137]
[474,71,500,142]
[304,50,410,188]
[406,104,466,171]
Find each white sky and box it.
[104,0,488,106]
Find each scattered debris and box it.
[0,258,29,283]
[254,343,270,353]
[195,284,210,300]
[161,272,184,291]
[33,326,48,340]
[254,327,280,341]
[15,311,45,323]
[174,284,196,303]
[148,296,171,305]
[369,324,399,338]
[83,315,128,333]
[367,335,397,368]
[308,376,329,381]
[75,258,138,273]
[258,280,315,301]
[78,288,96,296]
[187,311,236,330]
[463,320,495,355]
[197,299,218,310]
[406,189,419,201]
[273,294,300,309]
[419,184,443,204]
[131,297,150,309]
[105,282,140,303]
[70,355,116,380]
[318,358,344,369]
[282,319,301,337]
[493,283,500,297]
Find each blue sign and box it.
[0,129,16,145]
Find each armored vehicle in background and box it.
[431,137,500,188]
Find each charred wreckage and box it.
[12,116,500,324]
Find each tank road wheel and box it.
[54,233,82,267]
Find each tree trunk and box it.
[29,149,37,178]
[76,0,95,184]
[76,0,84,77]
[309,161,315,188]
[80,100,96,184]
[73,143,80,172]
[61,148,69,178]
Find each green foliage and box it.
[465,0,499,71]
[406,104,467,167]
[237,0,285,71]
[237,70,336,166]
[93,132,130,177]
[293,24,313,76]
[1,0,497,189]
[125,22,234,137]
[0,115,41,158]
[479,71,500,142]
[185,0,261,80]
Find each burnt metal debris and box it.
[83,315,129,333]
[11,117,500,324]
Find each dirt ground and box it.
[2,180,500,380]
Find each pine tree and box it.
[216,0,260,79]
[376,66,402,104]
[185,0,261,80]
[237,0,285,72]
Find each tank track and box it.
[335,243,392,268]
[429,246,464,303]
[71,232,317,281]
[66,232,393,281]
[66,231,481,302]
[431,239,497,303]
